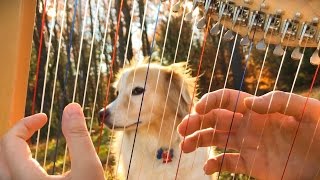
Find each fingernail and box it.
[65,103,83,119]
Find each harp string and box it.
[96,0,126,154]
[123,0,137,62]
[89,0,113,136]
[298,65,320,178]
[32,0,48,116]
[162,0,193,166]
[60,0,80,171]
[126,2,162,179]
[104,0,137,175]
[217,1,266,177]
[82,0,103,108]
[34,0,50,160]
[60,0,78,172]
[242,18,291,178]
[191,25,225,169]
[247,37,309,179]
[42,0,68,171]
[136,0,183,172]
[191,21,240,170]
[162,12,198,176]
[299,41,320,177]
[281,38,317,179]
[217,41,253,178]
[175,17,212,180]
[137,3,198,177]
[111,0,155,176]
[233,28,274,176]
[247,44,289,179]
[149,0,183,169]
[61,0,90,172]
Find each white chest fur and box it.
[113,131,212,180]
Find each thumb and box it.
[61,103,104,179]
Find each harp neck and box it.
[191,0,320,48]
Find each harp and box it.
[0,0,36,137]
[1,0,320,179]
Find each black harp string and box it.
[126,1,162,179]
[175,17,213,180]
[112,0,157,177]
[232,26,275,178]
[216,1,266,178]
[104,0,136,175]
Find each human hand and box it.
[0,103,105,180]
[178,89,320,179]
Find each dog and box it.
[99,61,212,180]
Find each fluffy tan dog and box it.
[99,62,211,180]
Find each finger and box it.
[6,113,47,140]
[203,153,247,175]
[61,103,104,180]
[181,128,239,153]
[178,109,243,136]
[1,114,48,179]
[195,89,252,114]
[244,91,320,119]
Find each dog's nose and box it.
[98,108,110,124]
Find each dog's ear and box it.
[165,62,196,118]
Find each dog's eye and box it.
[132,87,145,95]
[115,91,119,96]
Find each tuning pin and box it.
[256,39,266,51]
[260,3,269,10]
[310,49,320,65]
[240,35,250,46]
[184,11,193,21]
[197,16,206,29]
[172,1,181,13]
[223,30,235,41]
[210,23,221,36]
[273,44,285,56]
[291,47,303,60]
[244,0,253,4]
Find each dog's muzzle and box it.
[98,108,110,124]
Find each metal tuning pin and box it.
[223,30,235,41]
[291,47,303,60]
[223,6,242,41]
[184,11,193,21]
[256,16,272,51]
[311,36,320,65]
[172,1,181,13]
[244,0,253,4]
[256,39,266,51]
[196,0,212,29]
[210,22,221,35]
[240,35,250,46]
[240,10,257,46]
[210,1,226,36]
[273,44,285,56]
[291,22,308,60]
[197,16,207,29]
[273,18,290,56]
[310,49,320,65]
[260,3,268,10]
[184,0,198,22]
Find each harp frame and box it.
[0,0,36,137]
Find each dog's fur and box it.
[103,62,211,180]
